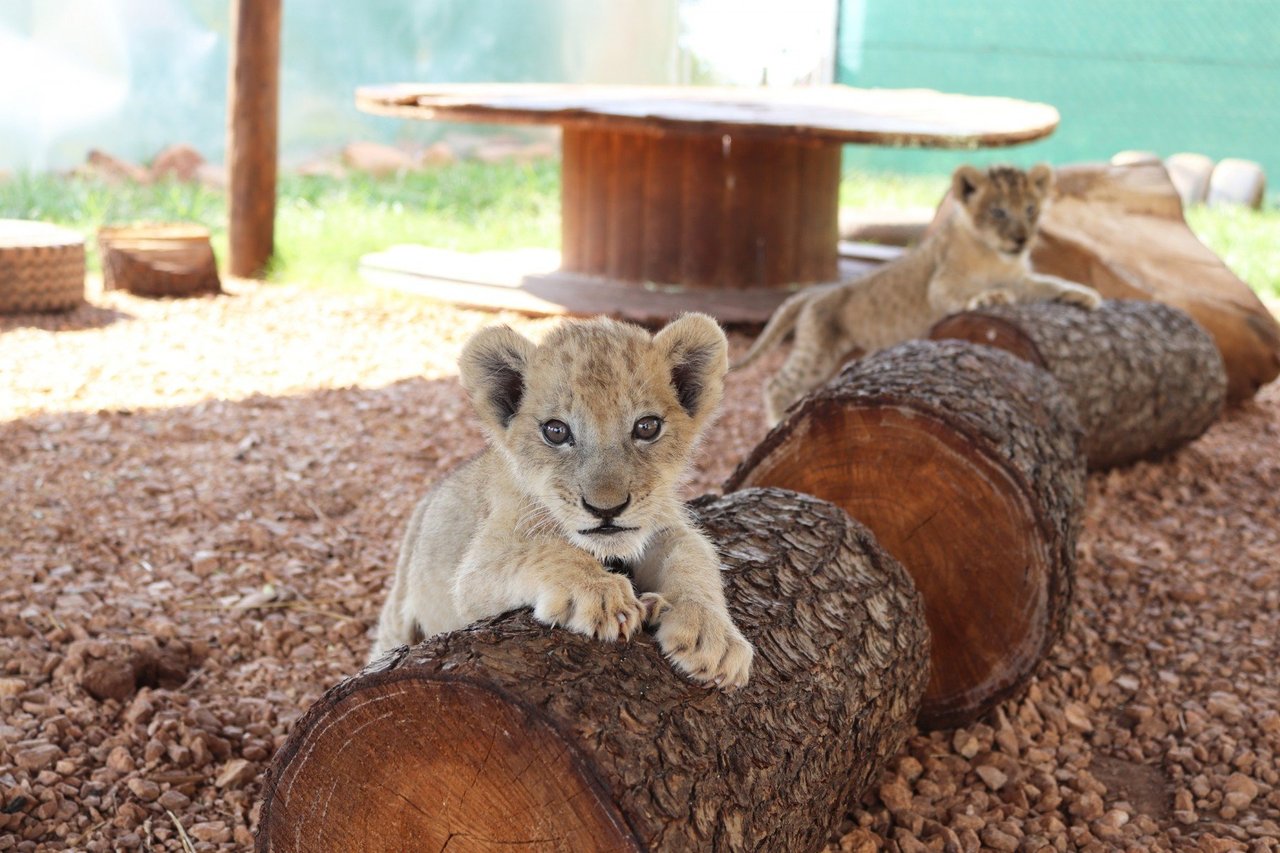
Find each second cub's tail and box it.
[731,291,810,371]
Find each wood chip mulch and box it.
[1,282,1277,852]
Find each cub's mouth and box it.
[579,524,639,536]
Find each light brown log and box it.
[226,0,281,278]
[257,489,929,852]
[930,300,1226,470]
[929,162,1280,402]
[726,341,1085,729]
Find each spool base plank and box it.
[258,489,930,852]
[930,299,1226,470]
[726,341,1085,729]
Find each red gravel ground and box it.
[1,281,1277,851]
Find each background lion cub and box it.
[372,313,753,689]
[735,163,1102,424]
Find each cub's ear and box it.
[1027,162,1055,197]
[654,313,728,421]
[458,325,536,430]
[952,164,986,203]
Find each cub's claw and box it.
[533,572,644,641]
[1054,285,1103,310]
[656,601,753,690]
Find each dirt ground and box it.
[1,281,1277,852]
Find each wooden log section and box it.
[930,299,1226,470]
[257,489,929,852]
[561,128,840,288]
[725,341,1085,729]
[226,0,281,278]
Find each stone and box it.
[215,758,255,789]
[878,777,913,813]
[125,778,160,801]
[106,745,134,774]
[149,144,205,182]
[976,766,1009,791]
[1163,153,1214,206]
[417,141,456,167]
[83,150,150,184]
[1207,158,1266,209]
[1111,150,1161,166]
[979,825,1020,851]
[187,821,231,843]
[1063,702,1093,732]
[0,678,25,697]
[157,789,189,811]
[1223,772,1259,810]
[14,743,60,771]
[341,142,414,177]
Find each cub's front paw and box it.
[965,289,1014,311]
[533,571,644,642]
[1054,284,1103,310]
[655,601,753,690]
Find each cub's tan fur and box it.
[371,314,753,689]
[736,163,1102,425]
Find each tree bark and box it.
[725,341,1085,729]
[930,299,1226,470]
[226,0,281,278]
[257,488,930,853]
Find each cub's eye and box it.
[990,207,1008,220]
[1026,204,1038,217]
[632,416,662,441]
[541,419,573,446]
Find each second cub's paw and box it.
[534,572,644,642]
[965,289,1014,310]
[655,601,753,690]
[1054,285,1103,310]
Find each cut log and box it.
[257,488,930,853]
[930,300,1226,470]
[928,162,1280,402]
[725,341,1085,729]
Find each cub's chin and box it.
[570,526,650,563]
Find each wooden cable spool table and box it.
[356,83,1059,323]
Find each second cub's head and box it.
[952,163,1054,256]
[459,313,728,560]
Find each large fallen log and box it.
[726,341,1085,729]
[257,488,930,853]
[931,161,1279,402]
[930,299,1226,470]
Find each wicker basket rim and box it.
[0,219,85,249]
[98,223,212,243]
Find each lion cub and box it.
[371,313,753,689]
[736,163,1102,424]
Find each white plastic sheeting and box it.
[0,0,835,173]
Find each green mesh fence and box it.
[836,0,1280,182]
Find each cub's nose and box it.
[582,494,631,522]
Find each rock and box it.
[1163,153,1214,206]
[80,656,137,702]
[150,144,205,182]
[14,743,60,771]
[83,149,150,184]
[1207,158,1266,209]
[976,766,1009,791]
[1063,702,1093,732]
[1223,772,1259,810]
[417,141,456,167]
[839,827,880,853]
[341,142,414,177]
[126,778,160,801]
[157,789,190,810]
[1206,691,1244,723]
[215,758,255,789]
[106,745,134,774]
[0,678,25,697]
[878,777,913,814]
[190,550,220,577]
[953,730,981,759]
[187,820,231,843]
[196,163,228,190]
[979,824,1020,851]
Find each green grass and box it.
[1,163,1275,300]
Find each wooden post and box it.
[226,0,281,278]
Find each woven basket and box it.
[0,219,86,314]
[98,223,222,297]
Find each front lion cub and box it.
[371,313,753,689]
